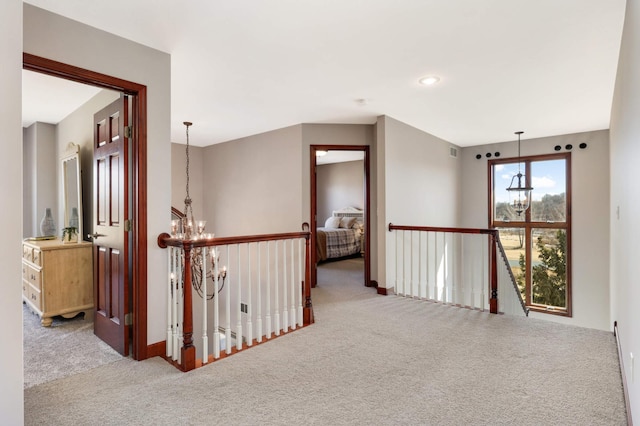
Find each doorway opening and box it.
[23,53,149,361]
[310,145,371,289]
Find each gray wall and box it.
[202,125,303,236]
[23,122,57,238]
[378,116,462,289]
[609,0,639,418]
[317,160,364,224]
[460,130,610,331]
[1,0,24,422]
[171,142,204,221]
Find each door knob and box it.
[88,232,107,240]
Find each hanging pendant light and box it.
[506,131,533,216]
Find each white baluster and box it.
[290,239,296,330]
[256,242,263,343]
[247,243,253,346]
[266,241,272,339]
[225,245,231,354]
[166,248,173,358]
[202,247,208,364]
[283,240,289,332]
[394,229,399,296]
[213,247,220,359]
[176,249,183,363]
[401,230,406,296]
[297,238,303,327]
[418,232,423,299]
[409,231,414,298]
[481,235,486,311]
[274,240,281,336]
[236,244,243,351]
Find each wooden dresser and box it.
[22,238,93,326]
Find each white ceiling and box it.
[23,0,626,147]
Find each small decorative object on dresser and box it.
[61,226,78,244]
[22,238,93,327]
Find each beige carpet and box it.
[24,257,627,425]
[23,302,122,388]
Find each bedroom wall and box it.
[23,122,57,238]
[1,0,23,422]
[24,4,172,345]
[459,130,610,331]
[316,160,364,224]
[378,116,462,290]
[609,0,639,417]
[56,89,121,240]
[171,142,204,220]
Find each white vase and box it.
[40,208,56,237]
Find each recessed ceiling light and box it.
[419,76,440,86]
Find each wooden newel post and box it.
[181,244,196,371]
[303,234,314,325]
[489,232,498,314]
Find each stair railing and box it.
[158,223,313,372]
[388,224,528,316]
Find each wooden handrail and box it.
[388,223,498,236]
[158,230,310,249]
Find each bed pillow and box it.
[339,216,357,229]
[324,216,341,228]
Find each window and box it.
[489,153,571,316]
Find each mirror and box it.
[61,142,83,240]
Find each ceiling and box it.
[23,0,626,148]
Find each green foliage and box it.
[62,226,78,242]
[517,230,566,308]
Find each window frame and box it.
[488,152,572,317]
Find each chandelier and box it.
[506,131,534,216]
[170,121,227,299]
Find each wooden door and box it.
[92,95,130,355]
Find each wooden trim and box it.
[171,206,185,219]
[146,341,167,358]
[376,286,388,295]
[613,321,634,426]
[310,144,372,288]
[23,53,149,360]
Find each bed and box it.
[316,207,364,262]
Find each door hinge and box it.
[125,312,133,326]
[124,126,133,138]
[124,219,132,232]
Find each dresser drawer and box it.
[25,265,42,290]
[27,286,42,310]
[32,248,41,266]
[22,279,28,297]
[23,245,32,262]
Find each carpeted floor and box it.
[23,302,122,388]
[24,257,627,425]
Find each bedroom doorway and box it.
[310,145,371,288]
[23,54,149,360]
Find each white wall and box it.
[317,160,364,223]
[460,130,611,331]
[56,89,121,241]
[1,0,23,423]
[24,4,172,345]
[610,0,639,418]
[380,116,462,290]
